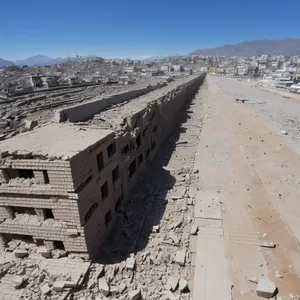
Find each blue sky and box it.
[0,0,299,60]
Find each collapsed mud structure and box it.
[0,74,205,259]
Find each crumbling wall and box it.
[73,74,205,258]
[53,82,165,123]
[0,74,206,259]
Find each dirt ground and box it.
[192,75,300,299]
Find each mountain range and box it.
[1,38,300,67]
[190,38,300,57]
[0,58,14,67]
[0,55,75,67]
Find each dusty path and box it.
[193,75,300,299]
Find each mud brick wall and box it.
[0,74,205,258]
[54,82,165,123]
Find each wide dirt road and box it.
[192,75,300,300]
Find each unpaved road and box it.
[193,75,300,299]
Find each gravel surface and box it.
[213,76,300,155]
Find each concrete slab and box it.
[194,190,222,220]
[193,228,231,300]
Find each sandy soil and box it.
[215,77,300,155]
[193,75,300,299]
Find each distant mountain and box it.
[190,38,300,57]
[0,58,14,67]
[15,55,65,66]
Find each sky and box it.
[0,0,300,61]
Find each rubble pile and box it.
[0,77,165,141]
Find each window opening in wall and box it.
[115,197,122,213]
[84,202,99,223]
[121,144,129,154]
[105,209,112,227]
[61,113,68,122]
[11,207,36,217]
[138,154,143,166]
[36,239,44,246]
[43,171,50,184]
[54,240,65,250]
[143,128,147,137]
[97,152,104,172]
[107,142,116,158]
[4,234,34,244]
[146,148,150,158]
[101,181,109,200]
[129,160,137,178]
[112,166,120,183]
[4,169,35,182]
[151,140,156,150]
[150,110,156,120]
[45,208,54,219]
[76,176,92,193]
[19,169,34,179]
[136,134,141,148]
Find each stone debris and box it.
[126,254,136,270]
[247,276,258,283]
[190,224,199,235]
[187,198,194,205]
[169,218,183,230]
[140,250,150,262]
[280,130,288,135]
[164,290,178,300]
[40,283,51,295]
[128,289,141,300]
[14,249,28,258]
[12,275,24,289]
[259,242,276,249]
[171,187,187,200]
[178,278,188,292]
[52,249,68,258]
[180,167,191,174]
[167,276,179,291]
[152,224,160,233]
[52,280,65,292]
[175,250,186,266]
[185,173,191,184]
[38,247,52,258]
[169,233,180,244]
[119,282,127,294]
[275,271,283,279]
[24,119,38,130]
[256,278,277,298]
[98,277,110,296]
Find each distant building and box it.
[118,76,136,85]
[124,67,134,74]
[160,65,170,73]
[237,67,248,76]
[200,67,208,72]
[216,68,225,75]
[1,83,33,96]
[28,75,43,88]
[67,76,82,85]
[41,75,60,88]
[226,68,236,75]
[172,65,183,73]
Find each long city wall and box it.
[0,74,206,259]
[54,82,166,123]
